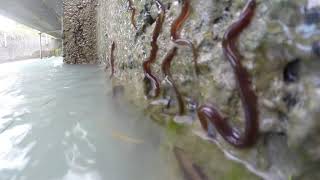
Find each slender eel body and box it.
[128,0,137,30]
[161,47,186,115]
[170,0,199,75]
[197,0,259,148]
[143,0,165,98]
[160,0,197,115]
[110,41,116,79]
[170,0,191,40]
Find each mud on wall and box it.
[95,0,320,179]
[63,0,98,64]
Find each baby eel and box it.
[197,0,259,148]
[127,0,137,30]
[142,0,166,99]
[170,0,199,75]
[110,41,116,79]
[161,47,186,115]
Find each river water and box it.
[0,57,179,180]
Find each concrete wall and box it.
[61,0,320,178]
[0,31,61,63]
[62,0,98,64]
[95,0,320,179]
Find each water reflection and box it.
[0,60,33,179]
[308,0,320,9]
[0,124,33,178]
[61,170,102,180]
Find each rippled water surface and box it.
[0,58,177,180]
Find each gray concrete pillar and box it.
[62,0,98,64]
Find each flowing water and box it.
[0,57,179,180]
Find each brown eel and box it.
[142,0,166,98]
[170,0,199,75]
[160,0,199,115]
[197,0,259,148]
[161,47,186,115]
[109,41,116,79]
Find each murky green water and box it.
[0,58,262,180]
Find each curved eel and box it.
[160,0,199,115]
[170,0,199,75]
[197,0,259,148]
[143,0,165,98]
[161,47,186,115]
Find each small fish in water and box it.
[111,130,144,145]
[173,147,208,180]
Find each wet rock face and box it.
[96,0,320,179]
[63,0,98,64]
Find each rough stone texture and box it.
[95,0,320,179]
[63,0,98,64]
